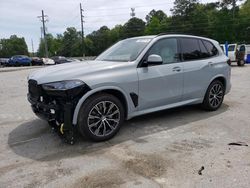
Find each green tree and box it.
[37,34,63,57]
[238,0,250,43]
[84,37,95,56]
[122,17,146,38]
[145,10,170,34]
[109,25,123,43]
[221,0,244,18]
[145,16,161,35]
[146,10,167,24]
[60,27,81,57]
[169,0,199,34]
[171,0,199,17]
[87,26,112,56]
[0,35,28,58]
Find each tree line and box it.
[1,0,250,58]
[0,35,28,58]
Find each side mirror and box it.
[147,54,163,65]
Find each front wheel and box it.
[202,80,225,111]
[77,93,125,142]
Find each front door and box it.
[137,38,183,111]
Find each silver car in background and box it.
[27,34,231,143]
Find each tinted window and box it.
[239,45,245,52]
[147,38,179,64]
[203,40,218,56]
[181,38,201,61]
[198,40,210,58]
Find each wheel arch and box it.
[72,86,129,125]
[210,76,227,89]
[203,75,227,101]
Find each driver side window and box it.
[148,38,179,64]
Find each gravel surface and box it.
[0,65,250,188]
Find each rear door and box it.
[180,38,219,101]
[137,38,183,111]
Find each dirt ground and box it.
[0,65,250,188]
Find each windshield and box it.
[96,37,152,62]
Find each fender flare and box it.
[72,86,130,125]
[209,74,227,88]
[202,74,227,97]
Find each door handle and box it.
[172,67,181,72]
[208,62,215,66]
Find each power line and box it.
[85,8,169,18]
[85,0,217,14]
[86,2,174,12]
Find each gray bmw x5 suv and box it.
[28,34,231,143]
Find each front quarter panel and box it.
[72,63,138,124]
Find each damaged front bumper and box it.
[27,79,90,144]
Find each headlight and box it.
[42,80,84,91]
[42,80,87,98]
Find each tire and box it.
[77,93,125,142]
[237,60,245,66]
[202,80,225,111]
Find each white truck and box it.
[223,44,249,66]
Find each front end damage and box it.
[27,79,90,144]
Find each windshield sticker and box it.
[136,39,151,43]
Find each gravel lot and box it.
[0,65,250,188]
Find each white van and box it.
[228,44,237,62]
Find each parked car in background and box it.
[31,57,43,66]
[51,56,72,64]
[42,58,55,65]
[8,55,31,66]
[0,58,9,66]
[67,58,81,62]
[27,34,231,143]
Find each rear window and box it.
[198,40,211,58]
[202,40,218,57]
[180,38,201,61]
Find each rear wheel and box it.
[237,60,245,66]
[77,93,124,141]
[202,80,225,111]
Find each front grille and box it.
[28,79,41,100]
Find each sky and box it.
[0,0,218,52]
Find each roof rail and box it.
[156,32,186,36]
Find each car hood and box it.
[28,60,129,84]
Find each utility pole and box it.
[31,39,34,57]
[80,3,85,57]
[40,27,43,40]
[38,10,49,58]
